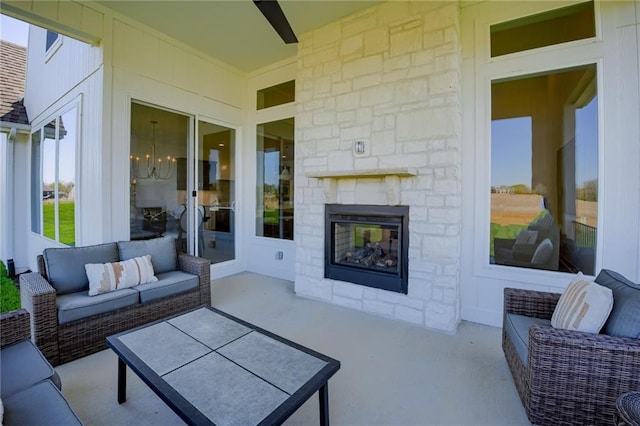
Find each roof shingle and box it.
[0,40,29,125]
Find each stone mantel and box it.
[305,168,417,180]
[305,168,417,205]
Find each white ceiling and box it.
[96,1,382,73]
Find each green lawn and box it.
[43,200,76,246]
[489,222,527,257]
[0,261,20,313]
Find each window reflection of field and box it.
[490,194,542,257]
[490,194,597,256]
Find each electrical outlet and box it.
[276,251,284,260]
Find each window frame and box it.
[45,30,63,62]
[30,99,80,246]
[465,0,605,283]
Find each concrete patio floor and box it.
[56,272,530,425]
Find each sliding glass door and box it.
[129,101,236,265]
[195,120,236,264]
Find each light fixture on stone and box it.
[130,120,176,180]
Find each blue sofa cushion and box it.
[44,242,119,295]
[0,340,60,398]
[57,289,139,324]
[504,313,552,366]
[595,269,640,338]
[118,237,177,275]
[2,380,82,426]
[133,270,199,304]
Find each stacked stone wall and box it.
[295,1,463,332]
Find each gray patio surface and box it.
[56,272,530,425]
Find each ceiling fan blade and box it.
[253,0,298,44]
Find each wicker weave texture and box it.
[21,253,211,367]
[0,309,30,347]
[503,287,640,426]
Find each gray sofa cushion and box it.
[118,237,177,274]
[2,380,82,425]
[133,270,199,304]
[57,289,139,324]
[0,340,60,398]
[595,269,640,338]
[44,242,119,295]
[504,313,552,366]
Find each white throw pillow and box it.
[86,255,158,296]
[551,272,614,333]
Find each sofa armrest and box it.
[0,309,30,347]
[177,252,211,306]
[528,324,640,419]
[19,272,59,365]
[504,287,560,320]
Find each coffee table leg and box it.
[118,358,127,404]
[319,383,329,426]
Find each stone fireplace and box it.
[293,1,463,333]
[325,204,409,294]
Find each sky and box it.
[491,96,599,188]
[0,15,29,46]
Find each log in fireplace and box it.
[325,204,409,294]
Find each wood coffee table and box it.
[106,307,340,426]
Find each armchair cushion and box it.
[44,242,119,295]
[2,380,82,425]
[504,313,550,366]
[595,269,640,338]
[550,273,613,333]
[118,237,177,274]
[57,289,138,324]
[0,340,61,398]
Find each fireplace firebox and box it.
[325,204,409,294]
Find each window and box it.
[256,118,294,240]
[490,1,595,57]
[31,106,78,246]
[257,80,295,110]
[45,30,62,60]
[45,30,59,51]
[491,65,598,274]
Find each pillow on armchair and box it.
[551,272,613,333]
[595,269,640,338]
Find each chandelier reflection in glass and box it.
[130,120,176,180]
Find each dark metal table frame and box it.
[107,306,340,426]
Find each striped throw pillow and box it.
[551,273,614,333]
[86,255,158,296]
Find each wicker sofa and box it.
[1,309,83,425]
[20,237,211,366]
[502,269,640,425]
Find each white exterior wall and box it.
[294,2,463,333]
[20,26,105,272]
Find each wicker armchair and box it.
[503,287,640,426]
[0,309,31,347]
